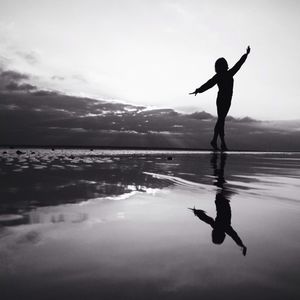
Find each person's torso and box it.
[216,72,234,100]
[215,195,231,227]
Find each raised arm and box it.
[226,226,247,256]
[229,46,250,77]
[189,75,217,96]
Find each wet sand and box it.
[0,149,300,300]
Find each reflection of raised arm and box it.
[192,209,215,227]
[226,226,247,256]
[189,75,217,96]
[229,46,251,76]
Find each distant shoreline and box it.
[1,145,299,153]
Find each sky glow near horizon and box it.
[0,0,299,120]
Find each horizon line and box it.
[1,144,300,153]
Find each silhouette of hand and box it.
[242,246,247,256]
[188,207,206,216]
[188,207,197,214]
[246,46,251,55]
[189,89,198,96]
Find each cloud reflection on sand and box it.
[1,149,300,224]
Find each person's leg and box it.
[219,103,231,151]
[219,117,226,147]
[215,117,227,151]
[211,101,222,150]
[211,120,220,150]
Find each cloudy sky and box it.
[0,0,299,120]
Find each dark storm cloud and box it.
[5,82,37,91]
[226,116,258,123]
[32,90,59,97]
[0,88,299,150]
[0,67,37,92]
[187,111,214,120]
[0,69,29,81]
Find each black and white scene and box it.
[0,1,300,299]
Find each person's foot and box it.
[210,140,219,151]
[221,143,228,151]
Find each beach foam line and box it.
[143,172,216,192]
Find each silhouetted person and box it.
[190,153,247,256]
[190,46,251,151]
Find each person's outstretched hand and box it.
[188,207,206,216]
[242,246,247,256]
[246,46,251,55]
[189,89,198,96]
[188,206,197,214]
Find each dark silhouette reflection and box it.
[190,153,247,256]
[190,46,251,151]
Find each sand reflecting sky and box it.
[0,150,299,299]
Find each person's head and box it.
[212,228,226,244]
[215,57,228,74]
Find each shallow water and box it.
[0,149,300,300]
